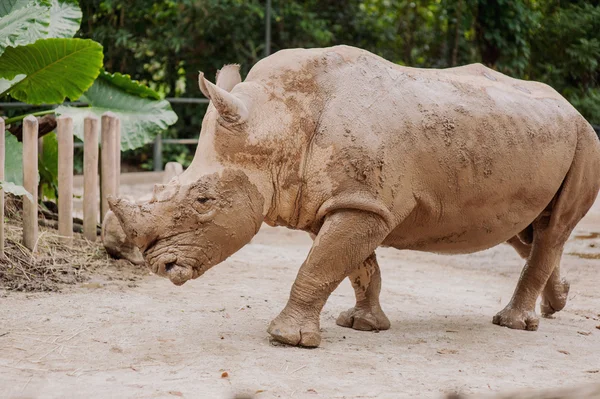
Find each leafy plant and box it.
[0,38,103,103]
[3,133,24,185]
[56,71,177,151]
[0,0,178,200]
[0,134,31,200]
[38,132,59,199]
[0,1,51,55]
[0,181,33,201]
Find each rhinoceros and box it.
[109,45,600,347]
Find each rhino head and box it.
[108,169,263,285]
[108,66,268,285]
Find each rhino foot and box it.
[336,306,391,331]
[492,306,539,331]
[540,277,570,318]
[267,313,321,348]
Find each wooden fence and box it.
[0,113,121,255]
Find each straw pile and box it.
[0,197,134,292]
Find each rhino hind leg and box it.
[494,133,600,331]
[268,210,391,347]
[506,235,570,318]
[540,267,570,318]
[336,253,391,331]
[506,235,531,259]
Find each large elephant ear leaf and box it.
[3,132,24,186]
[0,38,103,104]
[0,181,33,201]
[0,0,39,16]
[98,71,162,100]
[56,72,178,151]
[0,1,51,55]
[0,74,25,94]
[47,0,81,38]
[2,131,37,200]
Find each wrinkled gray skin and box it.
[110,45,600,348]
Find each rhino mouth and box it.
[143,233,213,285]
[145,245,208,286]
[164,262,194,286]
[149,254,195,286]
[144,248,188,285]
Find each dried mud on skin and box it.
[0,216,145,293]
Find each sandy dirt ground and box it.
[1,180,599,399]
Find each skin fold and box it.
[109,45,600,348]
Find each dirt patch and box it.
[574,232,600,240]
[1,182,599,398]
[567,252,600,259]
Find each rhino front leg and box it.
[268,210,391,347]
[336,253,391,331]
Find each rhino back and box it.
[290,47,584,252]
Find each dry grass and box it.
[1,199,143,292]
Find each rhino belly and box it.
[384,194,546,254]
[382,151,572,254]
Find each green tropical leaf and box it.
[38,132,59,200]
[48,0,81,38]
[0,0,38,16]
[4,132,23,185]
[56,73,178,151]
[0,74,25,96]
[0,181,33,201]
[0,38,103,104]
[98,70,161,100]
[0,1,50,55]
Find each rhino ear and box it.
[199,71,248,124]
[215,64,241,92]
[151,182,179,202]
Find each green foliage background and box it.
[78,0,599,167]
[0,0,179,197]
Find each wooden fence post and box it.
[22,115,38,251]
[115,118,121,196]
[57,115,73,242]
[100,112,118,221]
[0,118,5,259]
[83,115,99,241]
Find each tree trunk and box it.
[451,0,463,66]
[8,114,57,142]
[474,0,501,68]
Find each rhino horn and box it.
[198,71,248,124]
[107,196,157,250]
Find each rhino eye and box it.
[192,196,216,220]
